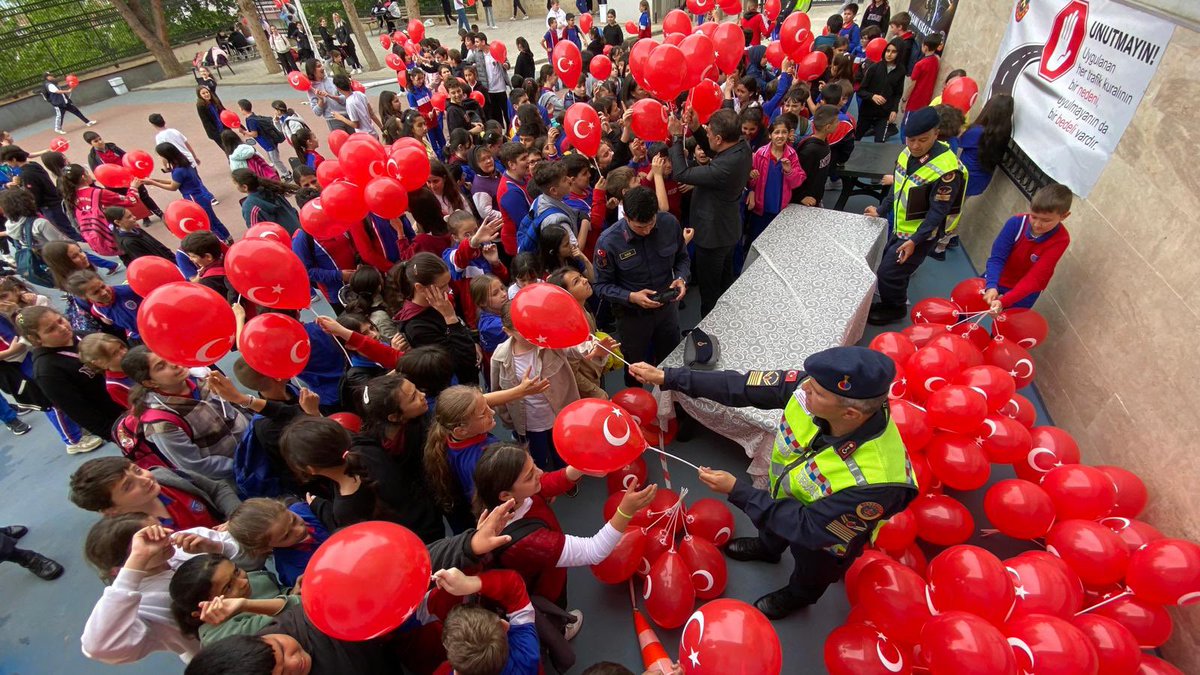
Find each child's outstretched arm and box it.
[482,373,551,406]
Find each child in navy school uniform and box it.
[470,274,508,389]
[78,333,134,408]
[443,210,509,329]
[983,184,1073,312]
[225,497,330,588]
[64,269,143,343]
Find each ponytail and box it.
[384,252,448,315]
[231,168,298,199]
[422,385,482,511]
[120,345,154,416]
[60,164,88,211]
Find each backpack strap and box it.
[493,517,549,558]
[140,408,194,439]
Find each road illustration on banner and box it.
[989,0,1088,97]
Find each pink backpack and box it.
[246,154,279,181]
[74,187,121,257]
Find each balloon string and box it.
[979,528,999,538]
[591,332,630,367]
[1075,589,1131,616]
[628,578,636,610]
[657,429,673,490]
[950,310,991,328]
[646,445,701,471]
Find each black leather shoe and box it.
[754,586,812,620]
[20,552,64,580]
[0,525,28,539]
[867,303,907,326]
[725,537,782,563]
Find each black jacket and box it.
[444,100,483,134]
[114,228,174,266]
[196,102,226,142]
[668,129,753,249]
[16,161,62,210]
[858,59,906,118]
[87,143,126,171]
[603,24,623,46]
[32,343,124,439]
[397,304,480,387]
[794,136,832,204]
[350,425,446,544]
[515,51,535,81]
[258,604,398,674]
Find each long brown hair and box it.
[423,385,483,511]
[195,85,225,112]
[41,240,91,289]
[382,253,449,316]
[472,442,529,512]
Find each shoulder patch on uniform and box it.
[619,249,637,261]
[746,370,767,386]
[935,185,953,201]
[785,370,800,383]
[596,248,609,268]
[835,440,857,459]
[826,514,870,542]
[761,371,780,386]
[941,172,956,182]
[856,502,884,521]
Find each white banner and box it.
[985,0,1174,196]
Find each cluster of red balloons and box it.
[299,133,427,237]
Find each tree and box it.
[340,0,381,71]
[234,0,282,74]
[109,0,187,78]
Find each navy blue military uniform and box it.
[594,213,690,385]
[661,350,918,614]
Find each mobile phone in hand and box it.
[649,287,679,304]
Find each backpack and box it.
[76,188,121,257]
[112,409,191,471]
[516,199,567,253]
[12,219,55,287]
[251,114,287,145]
[234,415,285,499]
[246,153,280,180]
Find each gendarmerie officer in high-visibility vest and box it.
[629,347,919,619]
[865,106,967,326]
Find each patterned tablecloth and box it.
[657,205,888,485]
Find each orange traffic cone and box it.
[633,609,674,674]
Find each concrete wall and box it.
[944,0,1200,668]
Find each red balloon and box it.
[910,297,959,325]
[874,508,917,553]
[762,0,781,20]
[563,103,602,157]
[999,393,1037,428]
[857,560,931,644]
[984,479,1056,540]
[163,199,210,239]
[925,386,988,436]
[643,44,687,101]
[592,527,647,584]
[640,416,678,446]
[979,414,1032,463]
[663,9,692,35]
[320,180,369,224]
[379,34,392,49]
[488,40,507,63]
[218,109,241,128]
[984,335,1036,388]
[94,163,134,189]
[680,599,782,675]
[864,37,889,63]
[640,523,672,576]
[684,498,734,547]
[686,0,715,13]
[1006,552,1084,619]
[244,220,292,246]
[137,282,235,367]
[385,52,406,72]
[644,550,696,628]
[1097,466,1148,518]
[338,137,387,186]
[894,542,929,578]
[889,361,909,401]
[992,308,1049,349]
[1005,614,1099,675]
[1125,538,1200,607]
[610,387,658,427]
[920,611,1015,674]
[553,398,646,473]
[955,365,1016,413]
[629,38,657,89]
[1071,614,1141,675]
[225,238,311,310]
[121,150,155,180]
[845,551,897,605]
[299,198,351,239]
[905,346,959,403]
[712,23,744,74]
[578,12,593,33]
[429,91,446,112]
[925,333,984,369]
[606,456,648,493]
[926,545,1014,625]
[870,331,917,366]
[924,432,989,490]
[1045,519,1130,588]
[687,80,723,124]
[796,50,829,81]
[326,130,350,158]
[942,76,980,113]
[328,412,361,432]
[589,54,613,82]
[1090,595,1173,647]
[678,33,715,90]
[65,74,80,87]
[635,488,684,528]
[362,176,409,219]
[891,399,933,453]
[126,256,184,297]
[239,313,310,379]
[780,13,813,59]
[287,71,311,91]
[1099,517,1164,554]
[679,535,727,599]
[1137,656,1185,675]
[510,283,589,349]
[388,146,431,191]
[625,19,638,35]
[1041,464,1117,521]
[825,622,913,675]
[903,322,950,348]
[950,277,989,313]
[49,137,69,153]
[303,521,430,640]
[911,494,973,546]
[468,91,487,110]
[406,18,425,42]
[955,319,995,351]
[630,98,669,142]
[551,40,582,89]
[1012,426,1080,482]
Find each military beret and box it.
[803,346,895,400]
[904,106,940,137]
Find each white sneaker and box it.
[563,609,584,640]
[86,120,98,126]
[54,129,66,135]
[210,198,221,205]
[424,19,434,26]
[67,434,104,454]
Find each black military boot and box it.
[724,537,782,563]
[754,586,812,620]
